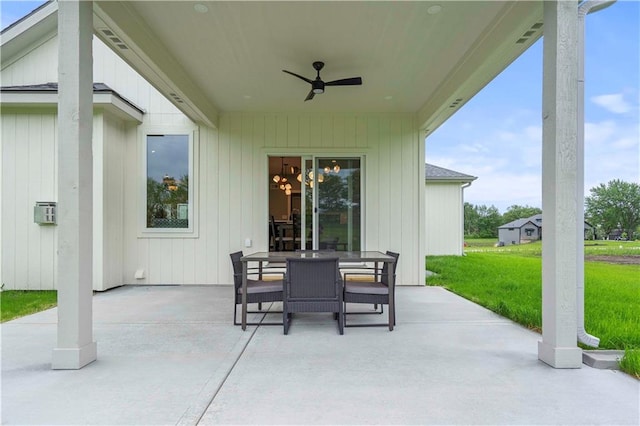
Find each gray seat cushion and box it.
[239,279,283,294]
[345,281,388,295]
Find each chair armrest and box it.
[343,272,377,283]
[234,270,285,281]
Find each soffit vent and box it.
[448,98,463,109]
[169,92,184,104]
[99,28,129,50]
[516,22,543,44]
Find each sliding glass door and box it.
[310,157,361,251]
[271,155,362,251]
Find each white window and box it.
[141,130,198,237]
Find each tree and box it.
[463,202,501,238]
[464,202,480,236]
[502,204,542,224]
[476,204,502,238]
[585,179,640,240]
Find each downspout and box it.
[461,182,472,255]
[576,0,615,347]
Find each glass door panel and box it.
[315,158,361,251]
[303,158,314,249]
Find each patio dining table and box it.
[240,251,396,330]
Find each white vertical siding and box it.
[1,109,133,291]
[425,183,464,256]
[2,34,183,118]
[3,31,426,289]
[93,111,128,290]
[1,110,57,289]
[121,112,425,286]
[1,36,59,85]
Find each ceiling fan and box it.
[282,61,362,101]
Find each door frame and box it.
[265,150,366,251]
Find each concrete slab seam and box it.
[175,309,269,426]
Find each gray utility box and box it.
[34,202,57,225]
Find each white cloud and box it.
[464,172,541,211]
[584,119,639,190]
[428,113,638,213]
[591,93,632,114]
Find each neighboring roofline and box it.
[425,163,477,183]
[1,82,144,122]
[498,219,539,230]
[499,213,595,229]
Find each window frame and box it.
[139,126,199,238]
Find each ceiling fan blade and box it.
[283,70,313,84]
[304,90,315,102]
[325,77,362,86]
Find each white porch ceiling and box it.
[93,1,543,131]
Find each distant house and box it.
[498,217,542,245]
[425,164,477,255]
[498,214,594,245]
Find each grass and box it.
[0,290,57,323]
[426,251,640,378]
[465,238,640,257]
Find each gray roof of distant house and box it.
[425,163,476,182]
[499,213,594,229]
[0,82,144,113]
[498,219,539,229]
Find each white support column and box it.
[538,0,583,369]
[52,0,97,370]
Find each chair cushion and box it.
[345,281,388,295]
[239,279,283,294]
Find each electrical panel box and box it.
[34,202,57,225]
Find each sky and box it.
[425,1,639,213]
[2,1,638,214]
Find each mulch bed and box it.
[585,255,640,265]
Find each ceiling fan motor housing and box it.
[312,80,324,94]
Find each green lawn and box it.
[426,251,640,378]
[0,290,57,323]
[465,238,640,257]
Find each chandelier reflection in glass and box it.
[272,157,293,195]
[301,160,341,188]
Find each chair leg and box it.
[343,301,347,327]
[234,302,285,327]
[283,309,289,335]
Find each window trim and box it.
[138,126,199,238]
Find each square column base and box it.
[52,341,97,370]
[538,341,582,368]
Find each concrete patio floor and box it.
[2,285,638,425]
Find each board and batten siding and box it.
[425,183,464,256]
[1,110,58,290]
[123,112,426,287]
[3,28,426,288]
[0,108,135,291]
[93,111,132,291]
[2,33,181,116]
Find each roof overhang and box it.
[90,1,543,131]
[3,1,544,132]
[1,88,144,123]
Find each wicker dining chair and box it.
[230,251,283,326]
[343,251,399,329]
[283,257,344,335]
[269,216,283,251]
